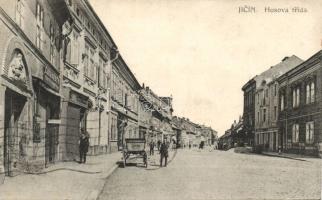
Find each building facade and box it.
[277,51,322,156]
[241,79,256,146]
[60,0,120,158]
[110,56,141,152]
[0,0,72,175]
[254,55,303,152]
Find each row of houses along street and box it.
[219,51,322,157]
[0,0,218,178]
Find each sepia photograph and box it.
[0,0,321,199]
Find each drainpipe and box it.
[107,46,119,152]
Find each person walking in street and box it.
[149,141,155,156]
[160,140,169,167]
[79,129,89,164]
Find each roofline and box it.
[242,78,256,91]
[116,54,142,90]
[277,50,322,83]
[83,0,116,48]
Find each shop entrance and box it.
[45,105,59,166]
[66,104,86,161]
[4,89,26,176]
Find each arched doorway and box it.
[3,49,32,176]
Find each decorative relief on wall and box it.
[8,52,26,83]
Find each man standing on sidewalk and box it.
[160,140,169,167]
[149,140,155,155]
[79,129,89,164]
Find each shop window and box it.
[305,122,314,144]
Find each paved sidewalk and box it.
[0,152,122,200]
[261,151,321,162]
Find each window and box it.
[111,117,117,140]
[274,106,277,120]
[16,0,24,28]
[263,109,266,122]
[36,3,44,49]
[306,122,314,144]
[292,87,300,108]
[90,49,95,80]
[274,84,277,96]
[71,32,79,65]
[306,82,315,104]
[84,45,89,76]
[280,95,285,111]
[98,58,103,87]
[292,124,299,143]
[49,23,55,65]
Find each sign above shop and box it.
[48,119,61,124]
[44,65,60,92]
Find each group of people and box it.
[78,129,171,167]
[149,140,170,167]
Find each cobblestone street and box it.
[98,149,322,200]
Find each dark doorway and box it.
[45,105,59,167]
[4,89,26,176]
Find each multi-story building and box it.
[139,86,173,144]
[60,0,119,158]
[277,50,322,156]
[241,79,256,146]
[110,56,141,152]
[254,55,302,152]
[0,0,72,175]
[200,125,217,146]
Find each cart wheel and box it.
[123,152,126,168]
[144,153,148,168]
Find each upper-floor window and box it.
[280,94,285,111]
[90,49,95,80]
[263,109,266,122]
[292,123,299,143]
[84,45,89,76]
[274,84,277,96]
[36,3,44,49]
[292,87,300,108]
[305,121,314,144]
[71,32,79,65]
[306,82,315,104]
[49,23,56,65]
[274,106,277,120]
[16,0,24,28]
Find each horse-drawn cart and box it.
[122,138,147,168]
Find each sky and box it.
[90,0,322,136]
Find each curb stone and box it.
[261,153,308,162]
[85,163,119,200]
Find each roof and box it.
[254,55,303,89]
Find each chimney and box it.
[282,56,289,62]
